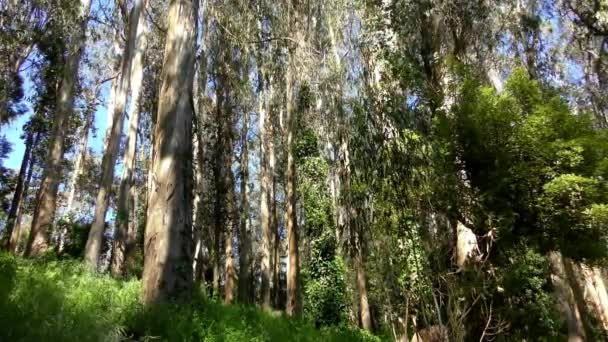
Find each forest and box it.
[0,0,608,341]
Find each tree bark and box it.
[141,0,198,304]
[221,86,237,305]
[356,239,373,330]
[9,145,37,255]
[270,120,280,308]
[259,67,272,309]
[3,130,35,249]
[548,251,587,342]
[85,0,147,269]
[64,93,95,218]
[26,0,92,257]
[285,61,300,316]
[238,108,253,303]
[193,25,210,286]
[111,0,148,277]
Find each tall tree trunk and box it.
[211,109,222,298]
[3,130,35,249]
[64,93,95,217]
[124,171,139,275]
[285,62,300,316]
[355,224,373,330]
[193,0,210,288]
[238,108,253,303]
[26,0,92,257]
[85,0,147,269]
[270,121,280,308]
[259,68,272,309]
[221,84,237,304]
[111,0,148,277]
[192,113,206,283]
[141,0,198,304]
[9,145,37,255]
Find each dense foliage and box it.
[1,0,608,340]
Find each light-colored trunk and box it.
[259,69,272,309]
[454,221,480,268]
[548,251,587,342]
[192,119,205,282]
[356,251,372,330]
[223,194,236,304]
[577,264,608,331]
[64,97,94,217]
[192,1,210,285]
[85,0,147,269]
[111,0,148,277]
[328,19,346,255]
[486,65,504,93]
[238,108,253,303]
[353,209,373,330]
[285,63,300,316]
[104,35,122,145]
[270,122,280,308]
[141,0,198,304]
[59,97,94,254]
[26,0,92,257]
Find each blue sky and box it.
[1,66,110,172]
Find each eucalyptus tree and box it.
[111,0,149,277]
[26,0,92,257]
[0,0,48,124]
[85,0,149,269]
[141,0,199,303]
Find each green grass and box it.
[0,253,381,342]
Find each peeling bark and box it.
[111,0,148,277]
[85,0,148,269]
[141,0,198,304]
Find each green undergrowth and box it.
[0,253,381,342]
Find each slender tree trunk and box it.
[212,69,229,300]
[270,122,280,308]
[141,0,198,304]
[223,182,236,304]
[111,0,148,277]
[85,0,147,269]
[355,231,373,330]
[193,1,210,287]
[3,130,34,249]
[221,82,237,304]
[285,62,300,316]
[104,34,122,145]
[26,0,92,257]
[259,69,273,309]
[192,117,205,282]
[124,174,139,274]
[563,256,595,340]
[238,108,253,303]
[64,95,94,217]
[9,147,37,255]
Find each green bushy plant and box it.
[0,254,381,342]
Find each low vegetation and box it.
[0,253,380,342]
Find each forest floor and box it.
[0,253,380,342]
